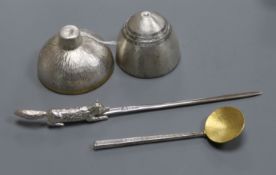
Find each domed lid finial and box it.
[123,10,170,43]
[59,25,82,50]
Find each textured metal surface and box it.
[116,11,181,78]
[1,1,275,174]
[15,91,260,126]
[38,25,114,94]
[93,107,245,150]
[204,106,245,143]
[15,102,109,126]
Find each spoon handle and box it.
[93,132,205,150]
[105,91,262,116]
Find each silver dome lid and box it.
[38,25,114,94]
[122,11,171,44]
[116,11,181,78]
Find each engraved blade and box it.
[105,91,262,116]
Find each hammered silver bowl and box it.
[38,25,114,94]
[116,11,181,78]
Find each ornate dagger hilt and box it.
[15,91,262,127]
[15,102,109,126]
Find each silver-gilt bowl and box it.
[38,25,114,94]
[116,11,181,78]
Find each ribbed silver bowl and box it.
[116,11,181,78]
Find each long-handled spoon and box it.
[15,91,259,126]
[93,106,245,150]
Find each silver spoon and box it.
[93,106,245,150]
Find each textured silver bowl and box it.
[38,25,114,94]
[116,11,181,78]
